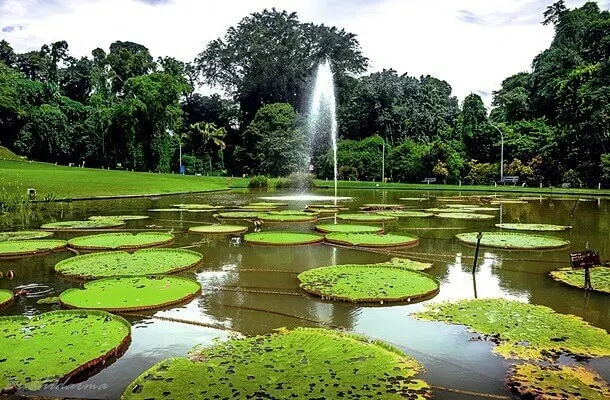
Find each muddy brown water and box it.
[1,188,609,399]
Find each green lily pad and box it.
[414,298,610,361]
[0,240,68,258]
[216,211,262,219]
[337,213,398,223]
[490,199,529,204]
[54,248,203,280]
[0,310,130,391]
[0,289,13,307]
[517,196,548,201]
[248,202,288,207]
[41,219,125,230]
[444,204,478,208]
[459,207,500,212]
[147,208,186,212]
[315,224,384,234]
[88,215,150,221]
[307,204,348,209]
[259,212,318,222]
[435,213,495,220]
[400,197,430,201]
[425,208,473,213]
[496,223,571,232]
[121,328,431,400]
[68,232,174,250]
[244,232,323,246]
[170,204,223,210]
[60,276,201,312]
[550,267,610,294]
[298,264,439,302]
[456,232,569,250]
[188,225,248,235]
[307,207,342,214]
[0,230,53,241]
[508,364,610,400]
[325,233,419,248]
[377,257,433,271]
[377,211,434,218]
[360,204,404,210]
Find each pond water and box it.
[1,188,609,399]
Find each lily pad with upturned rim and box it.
[121,327,431,400]
[68,232,174,251]
[377,257,433,271]
[400,197,430,201]
[0,310,130,391]
[248,202,288,207]
[0,289,13,307]
[54,248,203,280]
[169,204,223,210]
[325,232,419,248]
[414,298,610,361]
[456,232,569,250]
[60,276,201,312]
[244,232,323,246]
[216,211,262,220]
[337,213,398,223]
[259,213,318,223]
[315,224,384,234]
[490,199,529,205]
[188,225,248,235]
[377,211,434,218]
[0,230,53,241]
[360,204,404,210]
[550,267,610,294]
[495,223,571,232]
[435,213,495,220]
[0,240,68,258]
[41,219,125,230]
[298,264,439,303]
[147,208,186,212]
[88,215,150,221]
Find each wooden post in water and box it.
[472,232,483,275]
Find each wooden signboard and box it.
[570,250,600,270]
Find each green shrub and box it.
[248,175,269,189]
[464,160,498,185]
[562,169,582,187]
[602,154,610,181]
[273,173,315,190]
[181,155,203,175]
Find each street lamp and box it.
[490,122,504,181]
[167,129,182,174]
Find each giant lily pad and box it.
[68,232,174,250]
[121,328,431,400]
[248,202,288,207]
[496,223,571,232]
[377,257,433,271]
[298,264,439,302]
[490,199,528,205]
[244,232,323,246]
[326,232,419,248]
[360,204,404,211]
[60,276,201,312]
[0,230,53,241]
[0,240,67,258]
[147,208,186,212]
[508,364,610,400]
[456,232,569,250]
[377,211,434,218]
[216,211,262,219]
[550,267,610,294]
[188,225,248,235]
[259,212,318,223]
[337,213,398,223]
[170,204,223,210]
[435,213,495,220]
[0,310,130,391]
[0,289,13,307]
[414,298,610,361]
[41,219,125,230]
[54,248,203,280]
[315,224,384,234]
[88,215,150,221]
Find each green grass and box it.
[244,232,323,246]
[121,328,431,400]
[325,232,419,248]
[550,267,610,294]
[67,232,174,250]
[0,146,23,161]
[0,239,67,258]
[0,160,245,199]
[60,276,201,311]
[456,232,570,250]
[0,310,130,391]
[0,230,53,241]
[414,298,610,361]
[54,248,203,280]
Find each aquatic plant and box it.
[259,213,318,223]
[68,232,174,250]
[360,204,404,211]
[88,215,150,221]
[41,219,125,230]
[550,267,610,294]
[60,276,201,312]
[216,211,263,219]
[377,257,433,271]
[315,224,383,234]
[376,211,434,218]
[490,199,529,205]
[0,310,130,391]
[508,364,610,400]
[244,232,323,246]
[0,289,13,307]
[337,213,398,222]
[399,197,430,201]
[414,298,610,361]
[0,230,53,241]
[298,264,439,303]
[456,232,569,250]
[188,225,248,235]
[0,239,67,258]
[307,207,341,214]
[54,248,202,279]
[435,213,495,220]
[248,202,288,207]
[121,328,431,400]
[147,208,186,212]
[425,208,474,213]
[495,223,571,232]
[169,204,223,210]
[325,232,419,248]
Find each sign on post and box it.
[570,250,600,270]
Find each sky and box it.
[1,0,609,105]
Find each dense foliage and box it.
[1,3,609,185]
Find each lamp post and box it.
[167,129,182,174]
[489,121,504,181]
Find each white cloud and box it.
[0,0,606,104]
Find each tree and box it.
[185,122,226,172]
[457,93,496,162]
[106,41,155,94]
[543,1,567,26]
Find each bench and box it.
[422,178,437,184]
[499,176,519,185]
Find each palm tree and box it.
[186,122,226,173]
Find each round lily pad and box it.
[307,207,341,214]
[0,289,13,307]
[414,298,610,361]
[147,208,186,212]
[337,213,398,223]
[315,224,384,234]
[0,230,53,241]
[456,232,569,250]
[517,196,548,201]
[244,232,323,246]
[360,204,404,210]
[41,219,125,230]
[325,233,419,248]
[298,264,439,302]
[54,248,203,280]
[496,223,571,232]
[0,310,130,391]
[60,276,201,312]
[189,225,248,235]
[248,202,288,207]
[216,211,262,219]
[259,213,318,223]
[122,328,431,400]
[68,232,174,251]
[400,197,429,201]
[550,267,610,294]
[377,257,433,271]
[307,204,347,209]
[0,240,68,259]
[490,199,529,204]
[377,211,434,218]
[435,213,495,220]
[88,215,150,221]
[170,204,223,210]
[508,364,610,400]
[425,208,473,213]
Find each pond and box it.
[1,188,609,399]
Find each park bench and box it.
[499,176,519,185]
[422,177,437,184]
